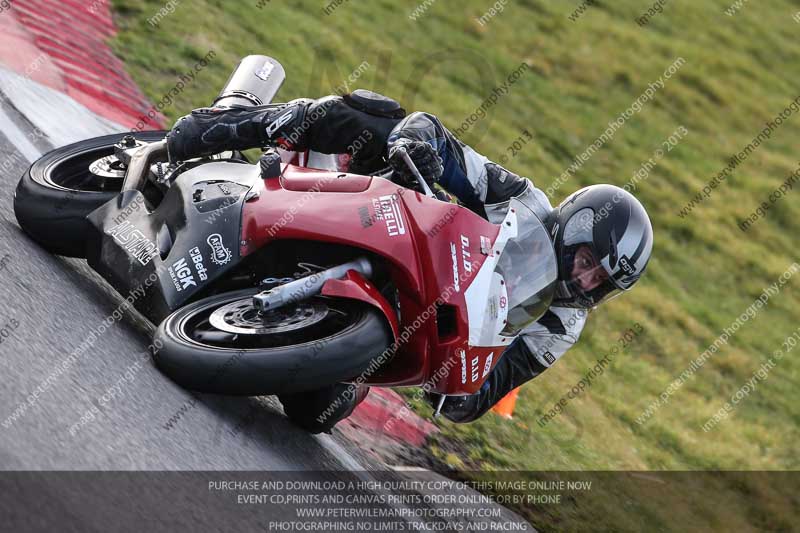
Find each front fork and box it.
[252,257,373,311]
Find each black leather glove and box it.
[166,105,279,162]
[387,139,443,191]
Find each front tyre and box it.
[153,289,392,396]
[13,131,168,258]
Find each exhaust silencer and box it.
[213,55,286,108]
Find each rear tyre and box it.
[13,130,168,257]
[153,288,392,396]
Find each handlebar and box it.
[122,138,440,204]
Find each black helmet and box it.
[551,184,653,308]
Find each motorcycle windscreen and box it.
[495,198,558,337]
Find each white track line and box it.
[0,105,41,162]
[0,65,124,148]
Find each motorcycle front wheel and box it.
[12,131,169,258]
[153,288,392,396]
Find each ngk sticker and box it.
[459,349,467,384]
[105,220,158,265]
[372,195,406,237]
[168,257,197,292]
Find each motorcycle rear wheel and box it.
[153,288,392,395]
[13,131,169,258]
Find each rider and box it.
[167,90,653,432]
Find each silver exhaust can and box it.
[213,55,286,108]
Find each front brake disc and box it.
[209,298,329,335]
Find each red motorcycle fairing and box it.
[280,166,372,193]
[321,270,400,339]
[240,164,505,394]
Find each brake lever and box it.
[395,146,436,199]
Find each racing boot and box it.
[279,383,370,434]
[166,98,314,161]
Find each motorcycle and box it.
[13,55,557,410]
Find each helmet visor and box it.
[495,198,558,336]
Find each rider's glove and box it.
[387,139,444,191]
[166,106,273,162]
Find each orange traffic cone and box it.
[492,387,520,419]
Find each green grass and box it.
[109,0,800,530]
